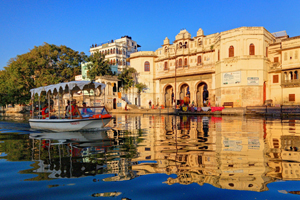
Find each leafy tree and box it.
[1,43,85,105]
[118,67,137,91]
[135,83,147,93]
[85,51,112,80]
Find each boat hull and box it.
[29,118,112,132]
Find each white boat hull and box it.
[29,118,112,132]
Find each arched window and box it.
[113,48,115,54]
[197,56,202,64]
[229,46,234,57]
[179,42,182,49]
[218,50,220,61]
[249,44,255,55]
[110,60,113,65]
[116,48,119,54]
[184,58,188,66]
[120,49,122,54]
[290,71,293,80]
[184,42,188,48]
[179,59,182,67]
[165,47,168,53]
[116,59,118,65]
[198,39,202,46]
[164,62,168,70]
[110,49,112,54]
[294,71,298,79]
[105,50,107,55]
[113,59,115,64]
[284,72,288,81]
[144,61,150,71]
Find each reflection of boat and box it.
[29,131,109,143]
[29,81,113,132]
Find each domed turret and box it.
[163,37,170,45]
[175,30,191,40]
[197,28,204,36]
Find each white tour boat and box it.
[29,81,113,132]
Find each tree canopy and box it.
[0,42,85,105]
[118,67,137,91]
[85,51,112,80]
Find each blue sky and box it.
[1,0,300,70]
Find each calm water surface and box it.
[1,113,300,199]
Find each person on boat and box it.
[81,102,94,116]
[42,103,56,119]
[67,100,80,118]
[41,103,49,119]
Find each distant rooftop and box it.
[272,30,288,38]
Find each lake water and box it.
[1,113,300,199]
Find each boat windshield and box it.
[78,106,109,118]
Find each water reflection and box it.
[1,115,300,194]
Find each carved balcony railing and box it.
[269,62,282,72]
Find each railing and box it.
[281,79,300,87]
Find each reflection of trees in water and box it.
[1,129,143,181]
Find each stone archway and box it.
[196,82,208,107]
[180,84,190,100]
[165,85,173,107]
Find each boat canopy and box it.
[30,81,106,97]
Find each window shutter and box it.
[274,57,279,62]
[273,75,279,83]
[249,44,255,55]
[229,46,234,57]
[289,94,295,102]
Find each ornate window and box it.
[229,46,234,57]
[197,56,202,64]
[218,50,220,61]
[249,44,255,55]
[184,58,188,66]
[144,61,150,71]
[113,48,115,54]
[164,62,168,70]
[116,48,119,54]
[184,42,188,48]
[179,42,182,49]
[110,49,112,54]
[294,71,298,79]
[198,39,202,46]
[179,59,182,67]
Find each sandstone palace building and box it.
[129,27,300,108]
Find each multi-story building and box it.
[90,36,140,72]
[129,27,300,108]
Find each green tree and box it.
[86,51,112,80]
[135,83,147,93]
[118,67,137,91]
[1,43,85,105]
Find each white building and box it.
[90,36,141,72]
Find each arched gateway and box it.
[196,82,209,107]
[164,85,173,107]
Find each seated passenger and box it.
[67,100,80,118]
[81,102,94,116]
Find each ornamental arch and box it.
[196,82,208,107]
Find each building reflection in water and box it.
[9,115,300,193]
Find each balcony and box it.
[281,79,300,87]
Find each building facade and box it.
[90,36,140,72]
[129,27,300,108]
